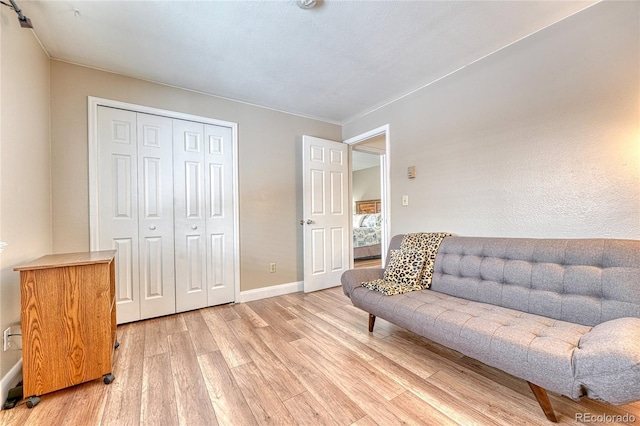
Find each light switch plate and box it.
[402,195,409,206]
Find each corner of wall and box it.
[0,359,22,405]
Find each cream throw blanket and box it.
[361,232,451,296]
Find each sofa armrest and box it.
[572,317,640,404]
[341,268,384,297]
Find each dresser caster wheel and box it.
[114,341,120,350]
[103,373,115,384]
[26,396,40,408]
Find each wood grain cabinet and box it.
[14,251,117,407]
[355,199,382,214]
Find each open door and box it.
[302,136,350,293]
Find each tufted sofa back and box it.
[388,234,640,327]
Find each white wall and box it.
[343,1,640,240]
[0,10,52,378]
[353,166,381,202]
[50,61,341,292]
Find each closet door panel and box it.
[173,119,207,312]
[137,113,176,319]
[97,107,140,323]
[205,125,235,305]
[185,234,205,291]
[95,102,237,322]
[113,238,135,303]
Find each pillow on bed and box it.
[361,213,381,228]
[353,214,367,228]
[383,249,426,286]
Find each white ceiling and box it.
[21,0,595,124]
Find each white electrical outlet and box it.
[3,327,11,351]
[269,263,276,273]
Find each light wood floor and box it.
[354,257,382,269]
[2,286,639,425]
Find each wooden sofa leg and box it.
[368,314,376,332]
[527,382,558,422]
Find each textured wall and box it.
[343,1,640,240]
[0,11,52,377]
[49,62,341,291]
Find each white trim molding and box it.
[343,124,389,146]
[344,124,391,267]
[238,281,304,303]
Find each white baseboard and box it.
[0,358,22,404]
[237,281,303,303]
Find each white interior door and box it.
[173,119,208,312]
[137,113,176,319]
[204,124,235,306]
[97,106,140,323]
[302,136,350,293]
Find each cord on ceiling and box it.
[0,0,33,29]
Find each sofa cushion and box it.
[429,237,640,327]
[349,285,592,398]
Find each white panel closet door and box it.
[173,119,208,312]
[205,124,235,305]
[137,113,176,319]
[97,106,140,323]
[94,101,238,322]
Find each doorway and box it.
[344,125,390,269]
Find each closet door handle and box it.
[149,225,156,230]
[191,225,198,230]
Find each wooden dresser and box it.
[14,251,117,406]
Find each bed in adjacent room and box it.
[353,200,382,260]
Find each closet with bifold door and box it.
[95,105,236,324]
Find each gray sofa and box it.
[341,235,640,422]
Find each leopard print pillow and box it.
[401,232,452,289]
[383,249,426,286]
[362,233,452,295]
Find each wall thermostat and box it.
[408,166,416,179]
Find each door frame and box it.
[344,124,391,267]
[87,96,241,302]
